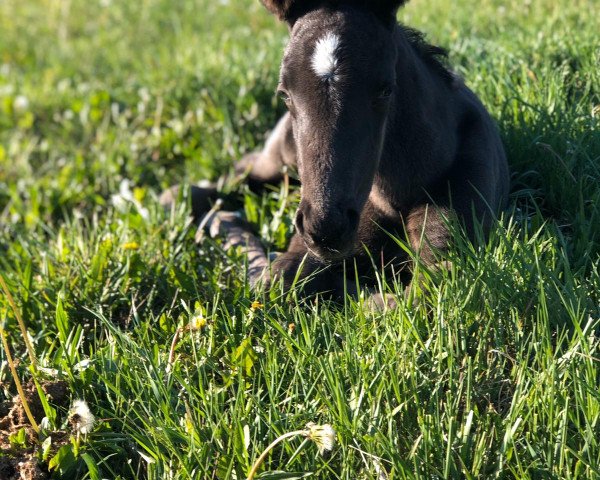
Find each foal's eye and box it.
[277,89,292,104]
[378,86,394,99]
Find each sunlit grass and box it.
[0,0,599,478]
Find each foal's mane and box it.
[402,26,455,85]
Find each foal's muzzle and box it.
[295,200,360,260]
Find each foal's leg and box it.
[234,112,297,190]
[405,204,454,266]
[402,203,455,301]
[404,140,507,293]
[163,113,365,299]
[202,211,270,288]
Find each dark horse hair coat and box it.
[163,0,509,299]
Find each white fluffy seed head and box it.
[69,399,96,435]
[306,422,336,455]
[311,32,340,80]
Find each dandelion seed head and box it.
[13,95,29,112]
[69,399,96,435]
[306,422,335,455]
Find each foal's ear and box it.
[261,0,409,25]
[366,0,408,25]
[260,0,312,23]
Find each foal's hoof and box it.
[196,210,246,242]
[365,293,398,311]
[159,182,218,221]
[196,209,270,289]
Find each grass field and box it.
[1,0,599,478]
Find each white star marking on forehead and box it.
[311,32,340,80]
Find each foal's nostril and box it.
[346,208,359,230]
[296,202,360,255]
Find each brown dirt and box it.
[0,453,48,480]
[0,380,70,480]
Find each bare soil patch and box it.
[0,380,69,480]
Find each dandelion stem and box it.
[0,274,38,370]
[166,326,186,373]
[0,326,39,433]
[246,429,308,480]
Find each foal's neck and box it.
[392,25,451,114]
[373,26,457,210]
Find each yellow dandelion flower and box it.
[250,300,263,311]
[189,312,207,330]
[123,241,140,250]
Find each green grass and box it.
[1,0,599,478]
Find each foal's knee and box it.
[405,204,454,265]
[234,152,285,192]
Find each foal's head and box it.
[262,0,406,261]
